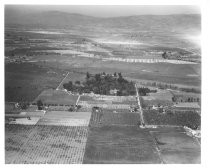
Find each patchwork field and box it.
[33,89,79,105]
[150,128,200,163]
[5,124,88,164]
[83,126,161,164]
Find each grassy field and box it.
[5,63,65,102]
[33,89,78,105]
[83,126,161,164]
[141,89,173,107]
[72,60,201,87]
[5,124,89,164]
[29,54,201,87]
[150,129,200,163]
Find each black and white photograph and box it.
[3,1,205,165]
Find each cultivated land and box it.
[37,111,91,126]
[83,126,161,164]
[89,111,140,127]
[5,9,201,164]
[5,124,88,164]
[149,127,201,163]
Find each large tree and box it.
[37,100,43,110]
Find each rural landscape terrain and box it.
[5,6,201,164]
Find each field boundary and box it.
[56,71,69,90]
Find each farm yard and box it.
[5,124,89,164]
[83,126,161,164]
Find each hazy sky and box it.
[6,5,200,17]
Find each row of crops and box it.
[5,124,89,164]
[83,126,161,164]
[89,111,140,127]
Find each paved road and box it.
[56,72,69,90]
[135,84,145,126]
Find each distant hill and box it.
[5,8,200,33]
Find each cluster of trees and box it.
[139,81,200,94]
[37,100,44,110]
[180,87,201,94]
[63,72,136,96]
[144,110,200,130]
[162,51,182,60]
[172,96,200,102]
[162,52,169,59]
[138,87,157,96]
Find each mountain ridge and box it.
[5,10,201,33]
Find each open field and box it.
[83,126,161,164]
[5,63,65,102]
[5,124,88,164]
[37,111,91,126]
[89,111,140,127]
[33,89,78,105]
[141,89,173,107]
[150,129,200,163]
[146,89,173,101]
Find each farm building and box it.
[109,89,118,95]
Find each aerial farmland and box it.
[5,5,201,164]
